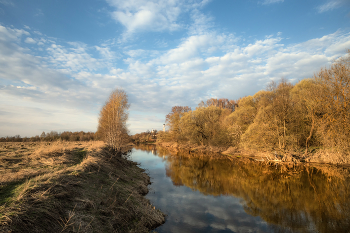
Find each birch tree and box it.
[97,89,130,150]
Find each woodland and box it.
[159,53,350,158]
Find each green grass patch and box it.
[74,149,87,163]
[0,181,25,205]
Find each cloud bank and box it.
[0,19,350,136]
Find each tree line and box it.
[0,131,98,142]
[159,52,350,155]
[131,130,158,144]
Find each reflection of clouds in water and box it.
[132,148,350,233]
[183,214,208,228]
[210,222,226,230]
[144,164,268,233]
[226,223,268,233]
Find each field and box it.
[0,141,164,232]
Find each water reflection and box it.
[132,144,350,233]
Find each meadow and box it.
[0,141,164,232]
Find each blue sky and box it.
[0,0,350,137]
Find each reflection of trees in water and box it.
[133,144,158,155]
[160,149,350,233]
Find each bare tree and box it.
[316,59,350,152]
[97,89,130,150]
[198,98,236,111]
[165,106,191,141]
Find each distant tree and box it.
[97,88,130,150]
[180,106,232,146]
[32,135,40,142]
[241,79,296,151]
[270,79,295,150]
[45,131,59,141]
[198,98,236,111]
[165,106,191,141]
[226,96,256,132]
[14,135,22,142]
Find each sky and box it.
[0,0,350,137]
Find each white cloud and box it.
[46,43,101,72]
[0,0,14,6]
[108,0,182,34]
[261,0,284,5]
[317,0,345,13]
[288,31,350,58]
[34,30,43,35]
[188,9,214,35]
[243,37,283,57]
[125,49,154,58]
[95,46,116,60]
[24,37,36,44]
[106,0,211,37]
[0,25,29,42]
[155,33,226,64]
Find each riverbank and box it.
[156,141,350,166]
[0,141,165,232]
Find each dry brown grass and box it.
[0,141,104,184]
[0,141,165,233]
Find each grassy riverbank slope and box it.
[0,141,165,233]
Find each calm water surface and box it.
[129,145,350,233]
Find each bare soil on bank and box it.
[157,141,350,166]
[0,141,165,233]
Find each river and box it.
[129,145,350,233]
